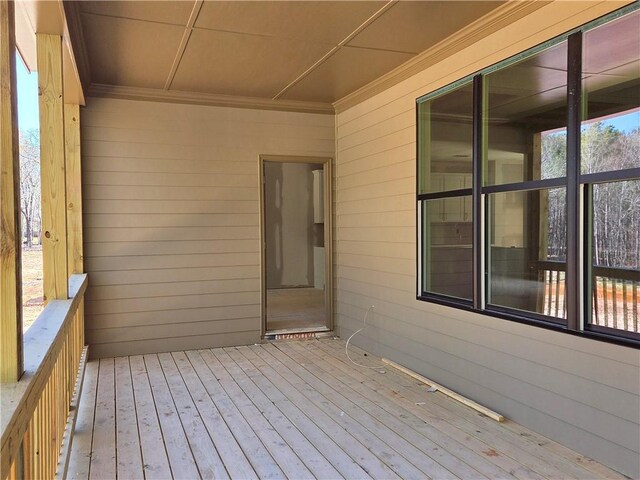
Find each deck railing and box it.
[1,274,88,480]
[536,261,639,332]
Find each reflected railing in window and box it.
[592,267,640,333]
[532,261,639,333]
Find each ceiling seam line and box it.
[272,0,398,100]
[79,11,186,28]
[164,0,204,91]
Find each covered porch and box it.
[1,1,639,479]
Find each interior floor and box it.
[266,287,326,332]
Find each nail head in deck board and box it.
[37,33,69,301]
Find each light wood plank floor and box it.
[67,339,626,480]
[266,288,326,332]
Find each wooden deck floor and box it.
[66,338,625,480]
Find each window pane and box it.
[582,10,640,174]
[487,188,567,319]
[418,82,473,194]
[421,196,472,300]
[484,42,568,185]
[590,180,640,333]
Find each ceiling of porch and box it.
[69,0,505,109]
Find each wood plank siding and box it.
[81,98,334,358]
[333,2,639,478]
[67,339,626,480]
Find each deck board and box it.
[114,357,144,480]
[129,355,172,480]
[68,338,627,480]
[89,358,116,480]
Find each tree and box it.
[19,129,40,248]
[542,123,640,269]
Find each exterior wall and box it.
[82,97,334,358]
[334,1,640,477]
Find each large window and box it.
[417,5,640,346]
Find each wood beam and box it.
[37,34,68,301]
[0,0,23,383]
[64,104,82,275]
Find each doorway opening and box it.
[260,155,332,336]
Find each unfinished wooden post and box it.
[37,33,68,301]
[65,104,82,275]
[0,0,23,383]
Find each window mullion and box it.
[472,74,484,310]
[566,31,583,331]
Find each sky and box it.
[16,52,39,132]
[597,111,640,133]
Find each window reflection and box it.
[582,11,640,173]
[487,188,567,319]
[421,197,473,301]
[590,181,640,333]
[484,42,568,185]
[418,83,473,194]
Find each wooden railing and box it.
[592,266,640,333]
[1,274,88,480]
[535,261,639,332]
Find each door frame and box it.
[259,154,333,336]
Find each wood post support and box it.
[1,0,23,383]
[37,33,68,301]
[65,104,83,275]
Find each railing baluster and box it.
[602,277,609,328]
[548,271,553,317]
[593,276,599,325]
[622,280,629,332]
[612,279,619,330]
[554,272,560,317]
[634,280,638,332]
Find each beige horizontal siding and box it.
[89,331,260,359]
[84,213,260,228]
[334,2,639,478]
[82,97,333,357]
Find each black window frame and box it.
[416,3,640,349]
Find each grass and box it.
[22,247,44,332]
